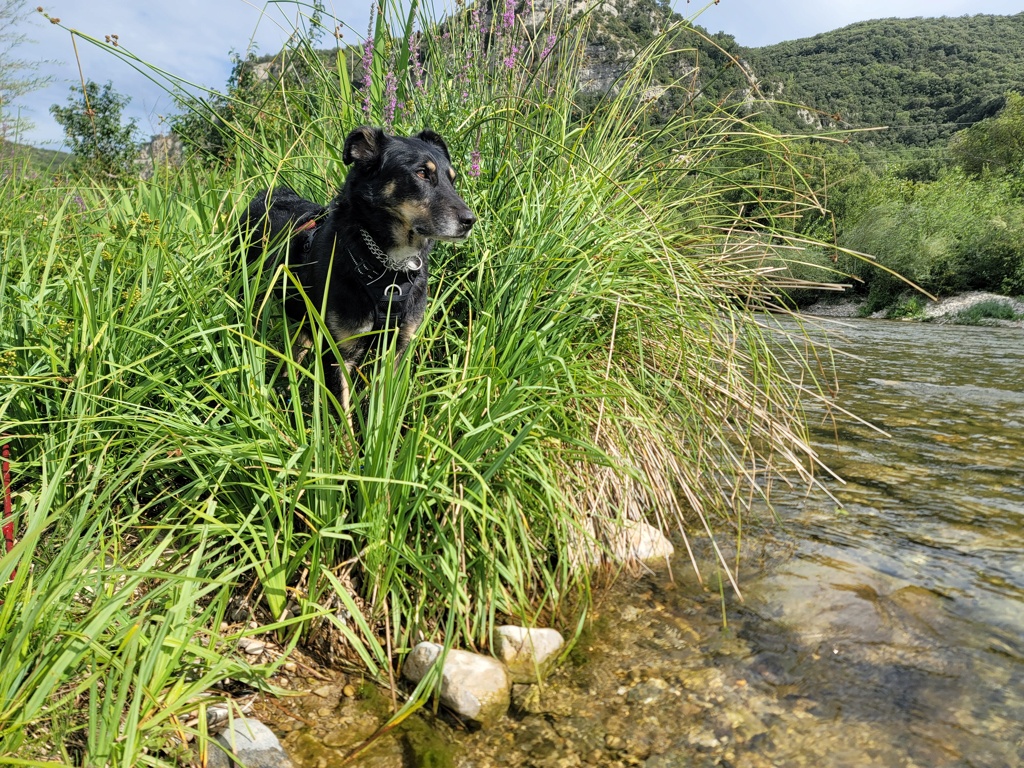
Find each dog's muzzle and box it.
[456,209,477,237]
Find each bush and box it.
[840,169,1024,305]
[49,79,140,179]
[949,299,1024,325]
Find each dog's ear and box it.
[343,126,387,165]
[415,129,451,161]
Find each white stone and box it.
[572,518,675,567]
[607,519,674,564]
[402,642,510,726]
[493,626,565,683]
[209,718,293,768]
[236,638,267,656]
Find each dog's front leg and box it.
[333,335,371,435]
[394,318,422,371]
[291,326,313,369]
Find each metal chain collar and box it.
[360,228,392,268]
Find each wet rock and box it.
[208,717,293,768]
[626,677,669,705]
[686,728,721,752]
[644,751,691,767]
[607,520,674,565]
[551,716,606,755]
[675,667,724,692]
[517,716,563,759]
[493,626,565,683]
[605,734,624,751]
[511,683,574,717]
[321,728,353,749]
[569,518,674,567]
[402,642,511,726]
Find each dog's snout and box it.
[458,209,477,234]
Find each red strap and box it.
[2,442,15,580]
[294,219,317,233]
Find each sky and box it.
[7,0,1024,148]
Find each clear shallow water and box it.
[727,317,1024,767]
[459,318,1024,767]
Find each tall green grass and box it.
[1,1,844,762]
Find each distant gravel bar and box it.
[803,291,1024,327]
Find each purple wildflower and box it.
[360,6,376,119]
[383,70,398,130]
[469,150,481,178]
[410,34,425,90]
[361,37,374,118]
[503,43,521,69]
[541,33,556,60]
[502,0,516,29]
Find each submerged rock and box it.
[511,683,574,717]
[571,518,675,567]
[402,642,511,726]
[608,519,674,564]
[626,677,669,705]
[208,717,293,768]
[493,626,565,683]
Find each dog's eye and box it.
[416,168,429,180]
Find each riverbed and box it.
[267,318,1024,767]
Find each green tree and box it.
[1,0,53,140]
[949,91,1024,177]
[50,79,140,179]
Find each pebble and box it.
[626,678,669,705]
[237,638,266,656]
[493,626,565,683]
[321,729,351,749]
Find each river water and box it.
[271,318,1024,767]
[714,317,1024,766]
[455,318,1024,768]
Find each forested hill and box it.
[740,13,1024,149]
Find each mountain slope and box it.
[742,13,1024,148]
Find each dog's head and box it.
[343,127,476,251]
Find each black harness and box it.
[370,271,418,327]
[298,220,419,328]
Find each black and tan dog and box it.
[236,126,475,413]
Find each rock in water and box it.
[207,718,293,768]
[492,626,565,683]
[403,642,511,726]
[608,519,674,564]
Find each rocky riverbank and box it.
[802,291,1024,327]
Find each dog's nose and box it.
[458,210,476,234]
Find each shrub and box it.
[49,79,140,179]
[949,299,1024,325]
[841,169,1024,306]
